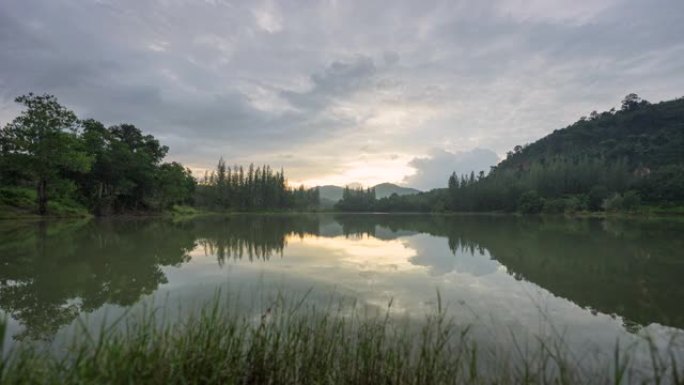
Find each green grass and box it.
[0,187,90,219]
[643,205,684,216]
[169,204,201,216]
[0,187,37,219]
[1,295,682,385]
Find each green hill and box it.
[499,95,684,174]
[335,94,684,214]
[319,183,420,209]
[446,94,684,213]
[318,185,345,203]
[373,183,421,199]
[319,183,419,203]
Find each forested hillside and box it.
[503,94,683,171]
[447,94,684,213]
[337,94,684,213]
[319,183,419,208]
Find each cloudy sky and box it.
[1,0,683,189]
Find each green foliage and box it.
[588,185,609,211]
[0,93,92,214]
[603,191,642,213]
[334,186,376,211]
[46,200,90,217]
[169,204,199,216]
[0,94,196,216]
[376,189,449,212]
[77,121,181,214]
[195,159,319,211]
[518,191,544,214]
[564,195,588,213]
[374,94,684,215]
[622,191,641,211]
[635,165,684,203]
[0,294,681,385]
[0,187,36,219]
[444,94,684,214]
[541,196,587,215]
[155,162,195,210]
[603,193,625,212]
[0,187,35,208]
[542,198,567,214]
[0,187,89,218]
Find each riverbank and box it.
[0,187,91,220]
[2,183,682,222]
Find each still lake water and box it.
[1,214,683,366]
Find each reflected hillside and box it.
[334,214,684,330]
[0,219,196,340]
[0,215,322,340]
[457,217,684,331]
[1,214,683,340]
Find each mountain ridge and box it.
[318,183,420,206]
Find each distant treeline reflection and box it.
[334,214,684,331]
[1,214,683,340]
[194,215,320,264]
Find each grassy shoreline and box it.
[2,200,684,221]
[1,296,682,385]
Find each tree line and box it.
[333,187,376,211]
[0,93,317,216]
[194,158,320,212]
[3,92,681,216]
[0,93,195,216]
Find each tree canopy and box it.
[1,94,195,215]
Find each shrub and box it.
[621,191,641,212]
[588,185,609,211]
[0,187,35,208]
[518,191,544,214]
[602,191,641,213]
[603,193,624,212]
[542,198,567,214]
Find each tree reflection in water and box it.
[1,214,683,340]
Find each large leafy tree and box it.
[1,94,91,215]
[155,162,195,210]
[78,121,174,214]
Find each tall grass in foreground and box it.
[0,294,682,385]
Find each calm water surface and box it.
[1,214,683,364]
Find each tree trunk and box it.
[37,178,48,215]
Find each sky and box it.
[1,0,683,190]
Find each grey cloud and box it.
[281,56,377,110]
[404,148,499,190]
[1,0,683,183]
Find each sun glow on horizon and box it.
[185,153,420,189]
[289,156,417,188]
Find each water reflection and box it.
[193,215,320,264]
[0,219,196,340]
[0,214,683,341]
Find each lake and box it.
[1,213,683,370]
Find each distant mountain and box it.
[318,185,345,206]
[318,183,420,206]
[373,183,421,199]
